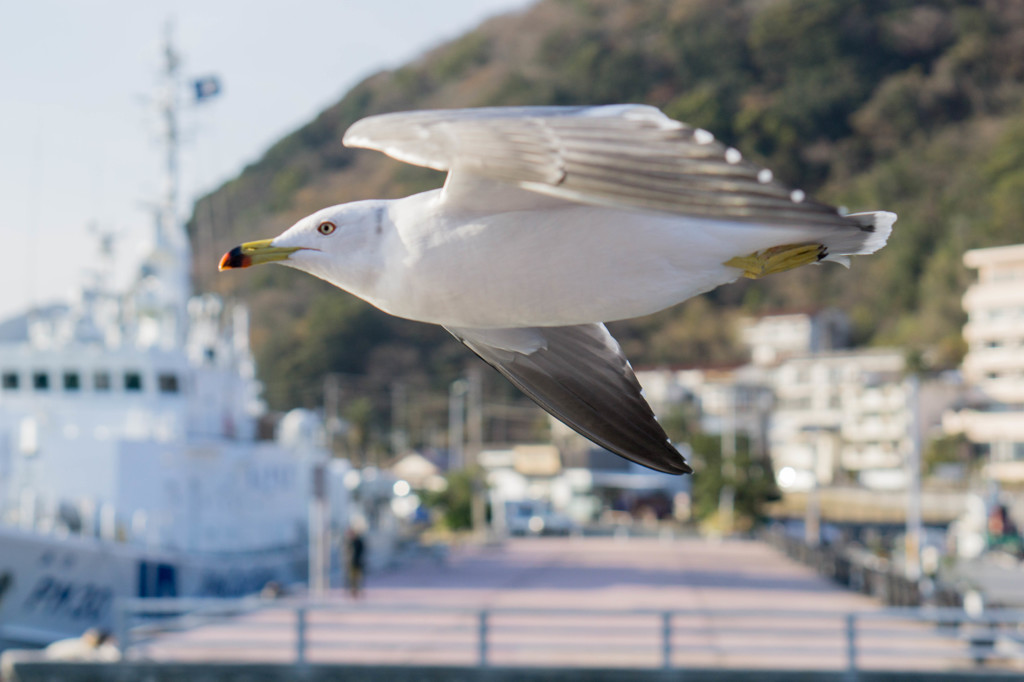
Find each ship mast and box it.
[158,22,183,258]
[131,22,192,348]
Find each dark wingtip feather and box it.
[447,324,692,476]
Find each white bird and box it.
[220,105,895,475]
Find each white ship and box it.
[0,30,359,649]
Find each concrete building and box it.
[739,308,850,367]
[945,243,1024,481]
[479,442,689,529]
[769,349,959,492]
[636,307,958,494]
[770,349,909,490]
[635,366,773,449]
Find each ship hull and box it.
[0,525,304,650]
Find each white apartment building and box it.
[769,349,911,490]
[637,305,959,492]
[635,366,774,449]
[945,243,1024,480]
[740,308,850,367]
[636,351,940,491]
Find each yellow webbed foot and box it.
[723,243,826,280]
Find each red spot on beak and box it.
[219,246,251,271]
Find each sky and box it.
[0,0,534,321]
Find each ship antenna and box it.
[129,20,193,348]
[156,20,188,267]
[160,20,182,255]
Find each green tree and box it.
[689,434,779,529]
[420,469,479,531]
[662,409,778,529]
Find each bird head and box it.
[218,201,387,290]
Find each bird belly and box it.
[381,206,825,328]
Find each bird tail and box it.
[818,211,896,267]
[724,211,897,277]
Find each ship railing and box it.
[114,599,1024,673]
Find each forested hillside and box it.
[189,0,1024,442]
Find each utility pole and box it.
[308,464,329,597]
[448,379,468,470]
[718,386,736,534]
[467,366,487,536]
[905,375,923,580]
[467,366,484,457]
[324,374,342,457]
[805,440,821,547]
[390,380,408,455]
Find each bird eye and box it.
[317,221,336,236]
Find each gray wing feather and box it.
[446,323,692,475]
[344,105,856,228]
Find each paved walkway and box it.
[366,535,871,611]
[133,537,982,671]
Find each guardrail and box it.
[114,599,1024,674]
[764,528,965,608]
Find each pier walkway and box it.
[118,536,1012,673]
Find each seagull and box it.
[219,105,895,475]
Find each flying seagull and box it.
[220,105,895,475]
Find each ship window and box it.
[2,372,17,390]
[124,371,143,392]
[33,372,49,390]
[94,371,111,391]
[158,373,179,394]
[63,372,80,391]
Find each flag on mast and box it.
[193,76,222,102]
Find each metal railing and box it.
[114,598,1024,674]
[764,528,965,608]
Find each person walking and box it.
[345,527,366,598]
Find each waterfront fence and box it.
[114,598,1024,674]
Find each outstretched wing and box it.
[446,323,691,475]
[343,104,856,229]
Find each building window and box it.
[33,372,49,391]
[125,371,143,392]
[158,373,180,394]
[63,372,80,391]
[94,371,111,391]
[2,372,17,390]
[1014,443,1024,461]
